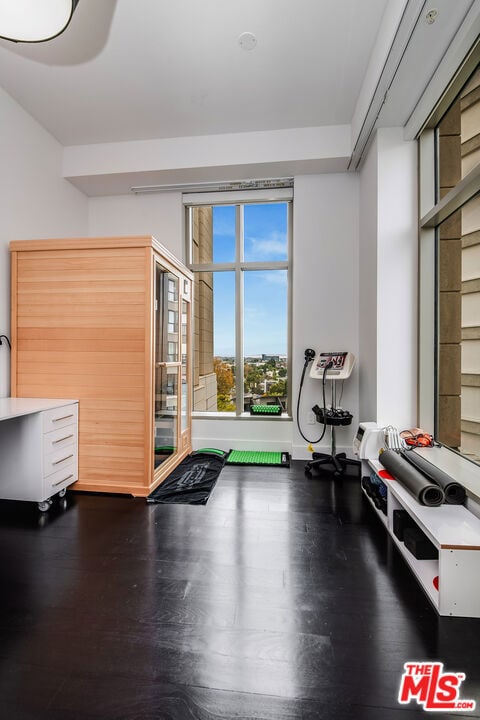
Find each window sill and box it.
[412,444,480,504]
[192,411,292,421]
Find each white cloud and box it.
[255,271,288,287]
[214,223,235,238]
[245,231,287,258]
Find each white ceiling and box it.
[1,0,478,196]
[0,0,390,146]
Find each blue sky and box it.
[212,203,288,357]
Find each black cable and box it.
[296,352,330,445]
[0,335,11,349]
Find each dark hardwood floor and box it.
[0,460,479,719]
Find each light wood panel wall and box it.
[12,245,148,493]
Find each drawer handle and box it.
[52,474,74,487]
[52,413,74,423]
[52,434,74,445]
[52,453,74,466]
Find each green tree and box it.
[217,394,235,411]
[214,358,235,411]
[268,379,287,396]
[214,357,234,395]
[244,364,264,395]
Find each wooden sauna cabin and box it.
[9,236,193,496]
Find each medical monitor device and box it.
[353,422,384,459]
[309,351,355,381]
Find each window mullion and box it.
[189,263,236,273]
[239,261,288,271]
[286,199,293,422]
[235,204,244,416]
[421,163,480,228]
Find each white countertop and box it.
[0,398,78,422]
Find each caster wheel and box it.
[305,463,312,474]
[58,488,67,498]
[38,501,50,512]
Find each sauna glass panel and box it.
[154,366,178,468]
[181,300,189,433]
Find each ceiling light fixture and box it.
[0,0,80,43]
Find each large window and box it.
[419,60,480,464]
[185,190,292,416]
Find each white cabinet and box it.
[0,398,78,511]
[365,456,480,618]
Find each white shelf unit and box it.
[362,485,389,530]
[365,457,480,617]
[0,398,78,511]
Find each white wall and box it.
[0,87,88,397]
[376,128,418,428]
[88,193,184,260]
[291,173,360,459]
[359,134,378,422]
[191,417,293,455]
[64,125,352,195]
[359,127,418,430]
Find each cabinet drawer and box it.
[43,425,76,457]
[42,404,78,433]
[43,443,78,479]
[43,463,77,496]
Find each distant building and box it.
[262,354,279,362]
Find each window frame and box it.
[184,188,293,418]
[418,54,480,462]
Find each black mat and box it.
[147,450,227,505]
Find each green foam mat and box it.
[192,448,228,458]
[249,404,282,416]
[155,445,175,454]
[226,450,290,467]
